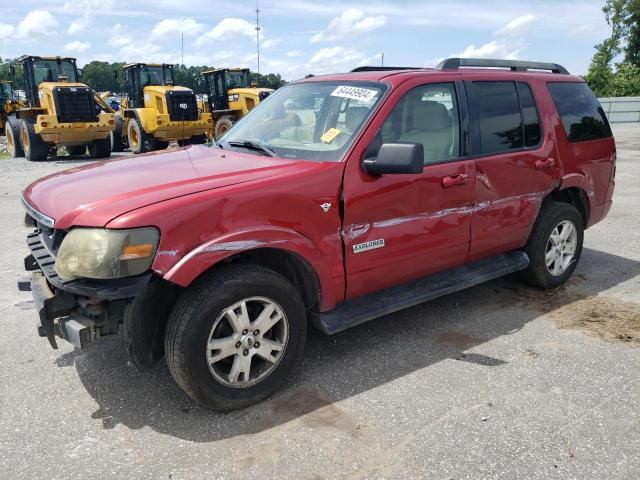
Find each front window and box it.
[220,81,387,162]
[140,66,173,86]
[32,60,78,84]
[225,70,250,89]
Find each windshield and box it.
[220,81,387,162]
[140,66,173,86]
[0,82,12,101]
[33,60,78,83]
[226,70,250,89]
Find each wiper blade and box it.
[227,140,276,157]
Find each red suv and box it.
[20,58,615,410]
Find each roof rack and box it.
[435,58,569,74]
[351,66,422,72]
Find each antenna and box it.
[381,52,384,67]
[256,0,261,75]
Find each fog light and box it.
[108,120,115,125]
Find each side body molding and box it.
[162,226,341,310]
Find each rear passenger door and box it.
[465,78,560,261]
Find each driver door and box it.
[342,79,476,300]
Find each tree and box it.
[585,0,640,96]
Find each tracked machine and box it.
[202,68,273,138]
[113,63,212,153]
[4,56,115,161]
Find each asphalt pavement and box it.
[1,125,638,479]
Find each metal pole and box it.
[181,32,184,66]
[381,52,384,67]
[256,0,261,75]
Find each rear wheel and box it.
[110,116,125,152]
[89,137,111,158]
[165,264,307,410]
[214,116,236,139]
[5,116,24,158]
[20,118,48,162]
[67,145,87,156]
[521,202,584,289]
[127,118,156,154]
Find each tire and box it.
[190,134,207,145]
[5,116,24,158]
[110,116,125,152]
[521,202,584,289]
[165,264,307,411]
[67,145,86,156]
[89,136,111,158]
[127,118,156,154]
[155,140,169,150]
[177,138,191,147]
[20,118,48,162]
[214,116,236,139]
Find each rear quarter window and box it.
[547,82,612,142]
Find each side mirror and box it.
[9,65,15,77]
[77,68,83,77]
[362,143,424,176]
[113,70,118,80]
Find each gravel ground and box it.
[1,125,639,480]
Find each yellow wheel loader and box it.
[7,56,116,162]
[202,68,273,138]
[115,63,212,154]
[0,80,25,157]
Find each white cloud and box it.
[307,46,371,74]
[64,40,91,53]
[17,10,58,38]
[0,23,15,39]
[495,14,536,36]
[286,50,302,58]
[453,39,523,60]
[261,38,281,49]
[107,24,133,47]
[151,18,205,39]
[207,18,255,40]
[67,19,88,35]
[311,8,387,43]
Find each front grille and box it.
[165,90,198,121]
[53,87,99,123]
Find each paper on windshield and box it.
[320,128,341,143]
[331,86,378,102]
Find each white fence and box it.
[598,96,640,123]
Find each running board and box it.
[312,251,529,335]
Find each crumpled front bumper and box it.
[19,229,152,350]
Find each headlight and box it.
[228,94,239,102]
[55,228,159,280]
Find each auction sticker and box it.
[331,86,378,102]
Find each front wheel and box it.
[5,116,24,158]
[521,202,584,289]
[165,265,307,410]
[127,118,156,154]
[89,137,111,158]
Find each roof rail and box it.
[435,58,569,74]
[351,66,422,72]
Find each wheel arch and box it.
[546,185,590,227]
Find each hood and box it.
[23,146,319,229]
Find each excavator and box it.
[4,55,115,161]
[112,63,212,153]
[202,68,273,138]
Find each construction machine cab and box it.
[204,68,251,111]
[123,63,174,108]
[16,56,80,108]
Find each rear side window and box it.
[517,83,541,147]
[547,82,612,142]
[474,82,522,154]
[472,81,542,154]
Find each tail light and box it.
[609,149,616,182]
[108,119,115,126]
[40,122,49,128]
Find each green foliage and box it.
[585,0,640,96]
[610,62,640,95]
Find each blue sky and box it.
[0,0,610,80]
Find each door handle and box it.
[535,158,556,170]
[441,173,470,188]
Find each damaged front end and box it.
[19,225,178,370]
